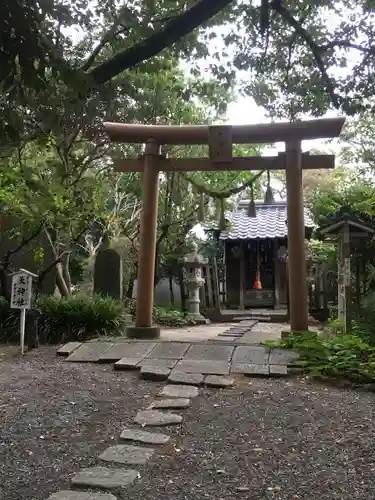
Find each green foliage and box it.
[36,295,129,343]
[266,331,375,384]
[154,305,196,327]
[125,298,196,327]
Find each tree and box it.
[2,0,375,120]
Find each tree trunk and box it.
[168,275,175,306]
[56,263,70,297]
[61,253,72,293]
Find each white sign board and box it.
[10,272,33,309]
[10,269,37,356]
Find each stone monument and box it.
[184,243,209,324]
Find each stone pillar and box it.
[184,243,209,324]
[285,140,308,332]
[126,139,161,339]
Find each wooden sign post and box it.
[10,268,37,355]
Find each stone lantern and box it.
[184,242,209,324]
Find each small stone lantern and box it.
[184,242,209,324]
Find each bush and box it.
[124,298,196,327]
[36,295,130,343]
[0,295,130,344]
[266,330,375,384]
[154,305,195,327]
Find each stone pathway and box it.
[48,338,299,500]
[217,319,258,338]
[46,377,202,499]
[59,340,298,381]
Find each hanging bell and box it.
[264,170,274,204]
[247,184,256,217]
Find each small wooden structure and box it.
[104,117,345,337]
[318,206,375,332]
[218,200,314,309]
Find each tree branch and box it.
[321,40,375,54]
[89,0,234,84]
[271,1,339,109]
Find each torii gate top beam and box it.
[103,116,345,145]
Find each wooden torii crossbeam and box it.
[104,117,345,338]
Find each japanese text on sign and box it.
[10,273,33,309]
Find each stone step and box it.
[48,492,117,500]
[159,384,199,399]
[147,398,190,410]
[204,375,234,388]
[120,428,170,445]
[134,410,183,427]
[71,467,140,490]
[168,371,204,386]
[98,445,154,465]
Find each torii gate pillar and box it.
[126,139,161,339]
[285,140,308,332]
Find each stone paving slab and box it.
[204,375,234,388]
[269,347,299,366]
[65,343,114,362]
[114,357,143,370]
[137,358,178,369]
[168,371,204,386]
[71,466,140,489]
[184,344,234,361]
[270,364,289,376]
[231,345,270,365]
[57,342,82,356]
[120,428,170,445]
[48,492,117,500]
[146,342,190,359]
[100,342,156,363]
[175,359,230,375]
[140,365,170,381]
[134,410,183,426]
[148,398,190,410]
[99,445,154,465]
[230,363,270,376]
[160,384,199,399]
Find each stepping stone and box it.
[204,375,234,388]
[65,343,114,362]
[146,342,190,359]
[115,357,143,370]
[184,344,234,361]
[57,342,82,357]
[168,371,204,386]
[269,348,299,366]
[269,364,288,376]
[174,360,230,375]
[232,345,269,365]
[231,363,269,376]
[71,466,139,489]
[99,342,156,363]
[48,492,116,500]
[134,410,182,427]
[138,358,178,369]
[99,445,154,465]
[140,365,170,381]
[160,384,199,399]
[120,428,170,445]
[148,398,190,410]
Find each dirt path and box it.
[1,347,375,500]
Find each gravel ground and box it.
[2,347,375,500]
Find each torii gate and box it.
[104,117,345,338]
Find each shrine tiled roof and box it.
[219,200,315,240]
